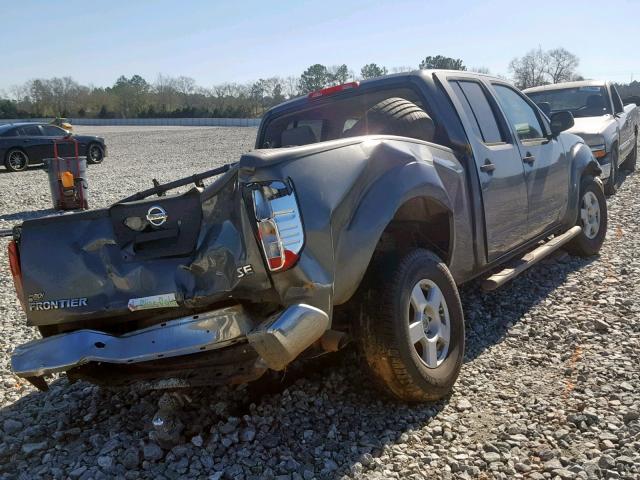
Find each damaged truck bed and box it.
[7,70,606,402]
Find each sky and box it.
[0,0,638,92]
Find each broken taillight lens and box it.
[251,180,304,272]
[8,240,25,310]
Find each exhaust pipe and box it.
[320,330,349,352]
[247,304,329,371]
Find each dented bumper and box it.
[11,303,329,387]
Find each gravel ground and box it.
[0,127,638,480]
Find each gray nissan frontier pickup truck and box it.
[7,70,606,402]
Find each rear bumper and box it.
[12,303,329,386]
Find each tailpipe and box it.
[320,330,349,352]
[247,304,329,371]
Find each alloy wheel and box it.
[408,279,451,368]
[8,151,27,170]
[580,190,601,239]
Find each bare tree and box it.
[510,47,580,89]
[509,47,549,89]
[545,48,579,84]
[390,66,414,74]
[470,66,491,75]
[9,83,29,102]
[282,76,299,99]
[175,76,196,108]
[155,74,179,112]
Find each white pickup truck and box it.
[525,80,639,194]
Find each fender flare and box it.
[332,159,456,305]
[563,141,602,230]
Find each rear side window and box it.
[19,125,41,136]
[450,80,505,144]
[261,87,441,148]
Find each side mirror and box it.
[550,111,574,136]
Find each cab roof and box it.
[264,69,502,117]
[524,80,606,93]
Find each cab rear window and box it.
[260,87,443,148]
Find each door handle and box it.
[523,153,535,164]
[480,159,496,173]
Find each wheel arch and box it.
[373,195,453,264]
[332,188,455,307]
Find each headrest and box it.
[281,126,318,146]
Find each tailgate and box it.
[17,173,271,327]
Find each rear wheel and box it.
[603,148,618,195]
[355,249,465,402]
[4,149,29,172]
[565,177,607,257]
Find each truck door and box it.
[491,84,570,238]
[446,78,529,262]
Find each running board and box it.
[482,226,582,291]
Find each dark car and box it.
[0,122,107,172]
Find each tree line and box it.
[0,49,635,119]
[0,56,475,119]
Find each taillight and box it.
[8,240,25,310]
[251,180,304,272]
[308,81,360,100]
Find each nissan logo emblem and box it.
[146,206,168,227]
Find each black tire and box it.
[623,133,637,172]
[603,147,618,195]
[354,249,465,402]
[87,143,104,164]
[565,177,607,257]
[4,148,29,172]
[343,97,435,142]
